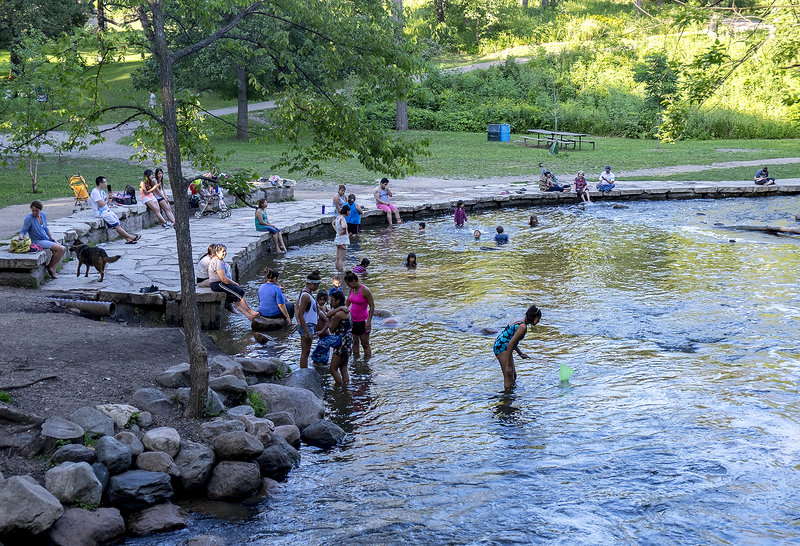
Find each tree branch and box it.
[172,1,264,62]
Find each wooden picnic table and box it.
[523,129,595,151]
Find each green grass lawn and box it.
[1,130,798,207]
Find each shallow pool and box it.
[144,196,800,544]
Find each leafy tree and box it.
[633,52,679,144]
[1,0,425,416]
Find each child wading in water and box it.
[454,200,467,227]
[404,252,417,268]
[493,305,541,391]
[353,258,370,276]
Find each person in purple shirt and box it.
[18,200,66,278]
[454,200,467,227]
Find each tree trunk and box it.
[97,0,106,31]
[725,225,800,236]
[520,0,528,7]
[434,0,445,22]
[635,0,642,14]
[236,66,248,140]
[152,0,209,418]
[392,0,408,132]
[541,0,548,8]
[395,100,408,131]
[29,153,39,193]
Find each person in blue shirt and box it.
[257,268,293,323]
[494,226,509,244]
[754,166,775,185]
[18,200,66,278]
[345,193,363,235]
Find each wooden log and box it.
[251,316,288,331]
[724,225,800,235]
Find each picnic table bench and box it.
[523,129,595,151]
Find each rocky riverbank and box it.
[0,287,345,544]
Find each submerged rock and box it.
[206,461,260,501]
[300,420,345,449]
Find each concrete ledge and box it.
[0,249,51,287]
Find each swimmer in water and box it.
[493,305,541,391]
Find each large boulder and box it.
[49,507,125,546]
[108,470,173,510]
[200,419,245,445]
[45,462,103,506]
[226,405,255,419]
[127,501,186,536]
[175,388,226,417]
[272,424,301,448]
[300,420,345,449]
[254,436,300,481]
[174,441,215,492]
[206,461,260,500]
[92,463,109,491]
[236,357,289,377]
[41,416,84,449]
[208,354,240,375]
[212,431,264,461]
[280,368,324,399]
[155,363,191,388]
[96,403,140,429]
[136,451,181,478]
[0,475,64,535]
[209,375,248,397]
[69,406,115,437]
[51,444,96,465]
[130,388,174,422]
[142,427,181,458]
[115,431,145,459]
[96,435,133,475]
[220,362,246,381]
[248,384,324,430]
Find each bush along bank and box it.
[0,354,346,543]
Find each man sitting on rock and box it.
[538,169,570,192]
[754,166,776,186]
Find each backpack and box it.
[9,235,31,253]
[124,184,137,204]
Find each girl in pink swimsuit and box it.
[345,270,374,360]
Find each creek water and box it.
[139,196,800,544]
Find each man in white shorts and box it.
[91,176,141,244]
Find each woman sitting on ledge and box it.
[208,244,260,320]
[18,200,66,279]
[255,198,287,253]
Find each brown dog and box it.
[70,243,122,282]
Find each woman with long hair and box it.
[344,270,374,361]
[333,205,350,272]
[255,198,287,253]
[493,305,541,391]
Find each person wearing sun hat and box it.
[597,165,616,192]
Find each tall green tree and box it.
[1,0,426,417]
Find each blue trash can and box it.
[487,124,510,142]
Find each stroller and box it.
[192,179,231,219]
[68,174,90,212]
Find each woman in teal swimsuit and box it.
[493,305,541,391]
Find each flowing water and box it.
[141,196,800,544]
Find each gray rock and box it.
[115,430,145,458]
[208,354,240,375]
[130,388,174,421]
[260,477,282,496]
[69,406,115,437]
[142,427,181,458]
[255,436,300,480]
[264,411,295,427]
[300,419,345,449]
[183,535,226,546]
[248,383,325,430]
[226,405,255,418]
[210,375,249,395]
[206,461,260,500]
[96,435,133,475]
[49,507,125,546]
[200,419,245,444]
[138,411,153,427]
[137,451,181,477]
[127,501,186,536]
[176,388,226,416]
[92,463,109,491]
[373,308,392,317]
[213,431,265,461]
[0,475,64,535]
[272,424,301,447]
[236,357,288,377]
[174,441,215,492]
[280,368,324,399]
[51,444,96,465]
[41,416,85,445]
[108,470,173,510]
[45,461,103,506]
[96,403,140,429]
[155,363,191,388]
[220,362,245,381]
[233,414,274,447]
